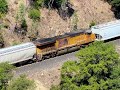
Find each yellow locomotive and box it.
[34,30,96,61]
[1,20,120,64]
[0,30,95,64]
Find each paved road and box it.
[15,38,120,76]
[15,51,78,76]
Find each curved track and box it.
[15,51,78,76]
[15,37,120,76]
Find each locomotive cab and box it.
[33,37,57,61]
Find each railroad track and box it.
[14,51,78,76]
[15,37,120,76]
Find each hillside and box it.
[0,0,119,89]
[0,0,115,47]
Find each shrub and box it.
[8,75,36,90]
[50,85,60,90]
[58,42,120,90]
[89,21,96,28]
[15,3,26,22]
[44,0,66,8]
[29,8,40,21]
[0,62,14,90]
[14,19,27,36]
[19,3,26,22]
[107,0,120,18]
[0,0,8,14]
[12,41,21,46]
[21,19,27,31]
[32,0,66,9]
[0,63,36,90]
[72,12,79,31]
[0,33,4,48]
[56,0,66,8]
[33,0,44,9]
[14,4,27,36]
[111,0,120,7]
[0,12,5,19]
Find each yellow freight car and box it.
[34,30,96,61]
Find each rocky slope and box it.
[1,0,115,46]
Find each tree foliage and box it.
[0,0,8,14]
[50,85,61,90]
[14,3,28,36]
[29,8,41,21]
[15,3,26,23]
[8,75,36,90]
[32,0,67,9]
[21,19,27,32]
[110,0,120,7]
[0,62,36,90]
[0,62,14,90]
[89,21,96,28]
[31,0,73,20]
[107,0,120,18]
[72,11,79,31]
[0,33,4,48]
[52,42,120,90]
[32,0,44,9]
[45,0,67,8]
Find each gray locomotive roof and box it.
[34,30,89,46]
[34,37,56,46]
[65,30,85,36]
[36,37,56,43]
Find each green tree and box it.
[50,85,60,90]
[0,0,8,14]
[55,42,120,90]
[111,0,120,7]
[108,63,120,90]
[0,0,8,18]
[56,0,66,8]
[32,0,67,9]
[0,62,14,90]
[72,11,79,31]
[33,0,44,9]
[28,21,39,41]
[16,3,25,23]
[0,62,36,90]
[8,75,36,90]
[29,8,41,21]
[21,19,27,33]
[14,3,28,36]
[89,21,96,28]
[18,3,26,22]
[0,33,4,48]
[107,0,120,18]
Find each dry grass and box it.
[1,0,115,46]
[28,67,61,90]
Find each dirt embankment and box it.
[27,43,120,90]
[28,67,61,90]
[1,0,115,46]
[0,0,117,89]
